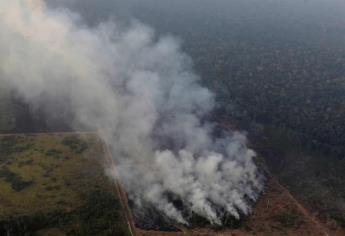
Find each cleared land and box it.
[0,133,131,236]
[1,133,344,236]
[136,178,345,236]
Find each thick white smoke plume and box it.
[0,0,263,225]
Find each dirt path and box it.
[0,131,137,236]
[273,178,331,236]
[100,138,137,236]
[1,132,339,236]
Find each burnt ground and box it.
[134,178,345,236]
[215,115,345,234]
[1,132,344,236]
[101,132,345,236]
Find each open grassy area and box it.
[0,133,130,236]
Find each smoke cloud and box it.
[0,0,263,225]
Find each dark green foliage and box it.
[0,134,130,235]
[62,136,89,154]
[0,136,34,158]
[0,167,33,191]
[0,136,17,154]
[257,125,345,228]
[45,149,62,158]
[0,190,130,236]
[77,190,128,236]
[0,213,51,236]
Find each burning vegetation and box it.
[0,0,264,226]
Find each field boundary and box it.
[100,137,137,236]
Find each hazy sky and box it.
[45,0,345,49]
[46,0,345,27]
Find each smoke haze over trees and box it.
[0,0,263,225]
[2,0,345,229]
[44,0,345,227]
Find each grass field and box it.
[0,133,130,236]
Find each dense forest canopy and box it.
[40,0,345,151]
[42,0,345,226]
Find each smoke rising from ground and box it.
[0,0,263,224]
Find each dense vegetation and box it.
[0,134,130,236]
[122,0,345,154]
[123,1,345,227]
[0,86,15,132]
